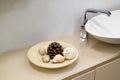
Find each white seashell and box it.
[63,47,75,60]
[51,54,65,63]
[41,55,50,63]
[39,47,47,56]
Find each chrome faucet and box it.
[83,8,111,25]
[80,8,111,41]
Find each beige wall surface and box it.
[0,0,120,53]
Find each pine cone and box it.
[47,42,64,59]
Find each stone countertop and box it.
[0,32,120,80]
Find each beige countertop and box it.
[0,32,120,80]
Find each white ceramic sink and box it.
[85,10,120,44]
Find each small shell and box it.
[39,48,47,56]
[51,54,65,63]
[63,47,75,60]
[41,55,50,63]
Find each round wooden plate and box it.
[27,41,79,69]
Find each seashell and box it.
[41,55,50,63]
[63,47,75,60]
[51,54,65,63]
[39,47,47,56]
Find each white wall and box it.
[0,0,120,53]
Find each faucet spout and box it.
[86,8,111,16]
[83,8,111,25]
